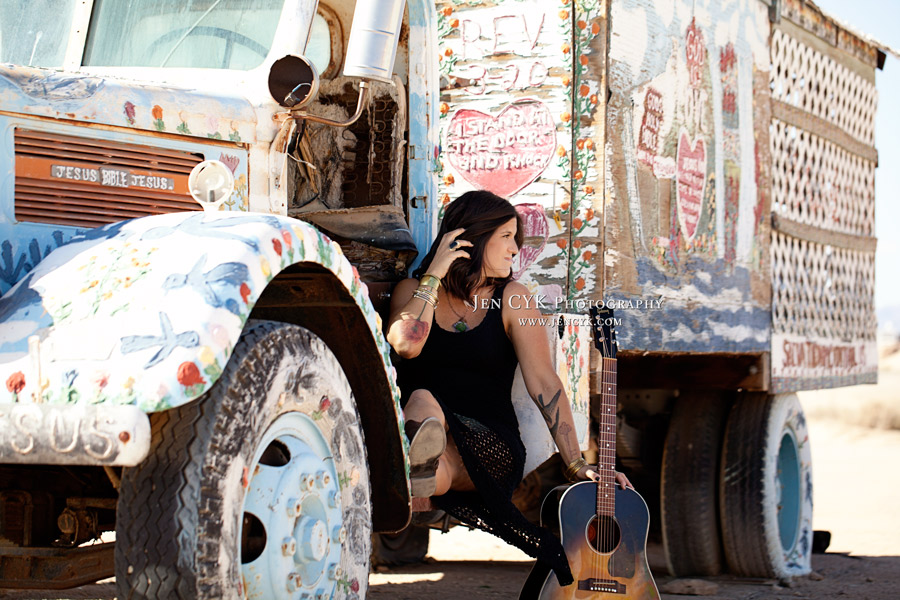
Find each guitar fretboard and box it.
[597,356,617,517]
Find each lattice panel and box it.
[771,231,876,341]
[770,119,875,236]
[771,29,877,146]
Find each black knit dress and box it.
[396,282,573,586]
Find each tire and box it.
[115,321,371,600]
[660,391,729,576]
[719,392,813,579]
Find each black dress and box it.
[397,282,574,586]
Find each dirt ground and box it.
[2,369,898,600]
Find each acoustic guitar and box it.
[522,309,660,599]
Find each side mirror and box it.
[268,0,407,127]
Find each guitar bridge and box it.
[577,578,626,594]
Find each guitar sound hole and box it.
[587,515,621,553]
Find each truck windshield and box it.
[82,0,286,70]
[0,0,78,67]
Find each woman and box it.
[386,190,632,587]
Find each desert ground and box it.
[2,354,899,599]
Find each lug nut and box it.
[286,571,302,592]
[301,473,316,491]
[315,470,331,488]
[327,490,339,508]
[287,498,302,518]
[282,536,297,556]
[328,563,343,580]
[332,526,347,544]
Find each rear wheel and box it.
[719,392,813,579]
[115,321,371,599]
[660,391,729,576]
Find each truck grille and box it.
[14,129,204,228]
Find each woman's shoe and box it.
[405,417,446,497]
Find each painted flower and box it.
[199,346,216,365]
[560,201,570,211]
[580,55,589,66]
[584,185,594,195]
[586,208,595,220]
[92,370,109,390]
[6,371,25,394]
[450,18,459,28]
[320,396,331,412]
[556,145,567,157]
[579,84,590,97]
[556,238,567,249]
[260,257,271,277]
[440,193,451,205]
[561,75,571,87]
[573,170,583,180]
[575,277,586,290]
[443,174,455,185]
[560,112,571,123]
[441,6,453,17]
[123,101,136,125]
[590,94,598,105]
[585,139,595,150]
[559,10,569,19]
[577,20,587,30]
[272,238,283,256]
[152,105,163,120]
[561,43,571,54]
[123,376,135,392]
[177,361,206,387]
[576,139,585,150]
[240,282,251,304]
[574,218,585,230]
[444,48,453,57]
[583,250,593,261]
[592,22,601,35]
[350,579,360,593]
[573,239,582,248]
[439,102,450,114]
[281,230,293,250]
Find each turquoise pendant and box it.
[453,319,468,332]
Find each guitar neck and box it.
[597,356,617,518]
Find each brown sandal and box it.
[405,417,446,497]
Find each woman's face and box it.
[482,217,519,278]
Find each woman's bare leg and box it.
[404,389,474,496]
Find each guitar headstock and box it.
[588,306,617,359]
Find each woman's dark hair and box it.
[413,190,524,300]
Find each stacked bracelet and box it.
[420,273,441,289]
[563,457,586,482]
[412,285,438,308]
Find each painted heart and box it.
[513,203,549,280]
[445,99,555,198]
[675,130,707,241]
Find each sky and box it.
[811,0,900,317]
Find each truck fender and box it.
[0,211,410,529]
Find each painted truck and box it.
[0,0,886,597]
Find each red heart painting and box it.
[445,99,555,198]
[513,203,549,279]
[675,130,707,241]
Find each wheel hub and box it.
[241,413,343,599]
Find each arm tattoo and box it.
[399,301,431,344]
[536,389,562,438]
[558,421,576,457]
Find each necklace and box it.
[447,296,475,332]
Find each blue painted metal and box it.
[777,430,802,552]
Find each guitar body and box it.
[535,482,660,600]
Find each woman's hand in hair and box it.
[427,228,472,279]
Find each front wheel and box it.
[115,321,371,599]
